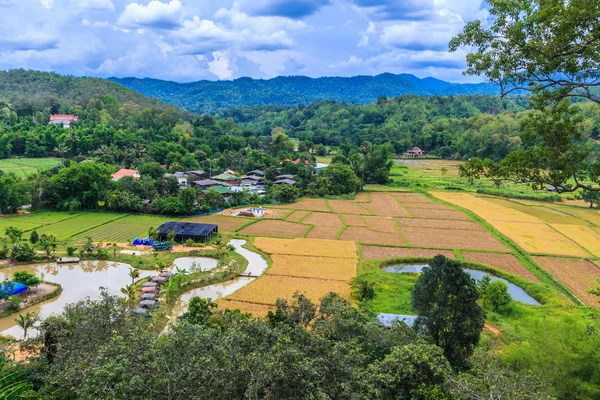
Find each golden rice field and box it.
[304,212,344,240]
[533,256,600,307]
[239,220,309,238]
[268,254,357,281]
[361,246,455,260]
[254,237,358,259]
[227,275,353,305]
[217,299,275,316]
[462,252,540,283]
[550,224,600,257]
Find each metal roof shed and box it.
[156,222,218,243]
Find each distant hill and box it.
[110,73,500,114]
[0,69,186,114]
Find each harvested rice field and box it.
[327,199,370,214]
[276,198,331,212]
[261,208,293,219]
[400,202,453,210]
[390,192,432,203]
[181,214,253,232]
[341,214,367,226]
[482,198,589,225]
[254,237,358,259]
[492,221,589,257]
[227,275,353,305]
[354,192,370,202]
[340,226,405,246]
[406,207,471,220]
[217,299,275,316]
[363,216,398,233]
[462,252,540,283]
[361,246,454,260]
[268,254,357,281]
[239,220,308,238]
[395,217,484,231]
[550,224,600,257]
[304,212,344,240]
[361,192,409,217]
[285,210,310,222]
[533,256,600,306]
[400,226,509,251]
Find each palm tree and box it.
[0,370,35,398]
[120,285,136,306]
[54,143,69,165]
[16,312,39,340]
[128,268,140,285]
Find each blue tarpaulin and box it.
[142,238,153,246]
[0,282,27,299]
[132,238,143,245]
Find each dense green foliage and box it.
[111,73,499,113]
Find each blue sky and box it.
[0,0,489,82]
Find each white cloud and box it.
[357,21,375,47]
[208,51,233,79]
[39,0,52,8]
[118,0,183,30]
[77,0,115,12]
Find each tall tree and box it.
[412,255,485,369]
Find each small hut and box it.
[140,293,156,301]
[142,282,158,288]
[142,286,158,294]
[139,300,158,309]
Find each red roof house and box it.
[403,147,426,157]
[49,114,78,127]
[112,169,140,181]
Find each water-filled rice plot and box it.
[254,237,357,259]
[533,256,600,306]
[362,216,398,233]
[303,212,344,239]
[400,226,509,252]
[361,192,409,217]
[239,220,309,238]
[33,213,126,241]
[268,254,357,281]
[462,252,540,283]
[226,275,353,306]
[286,210,311,222]
[339,226,405,246]
[180,214,253,232]
[341,214,366,226]
[361,245,454,260]
[73,214,178,242]
[327,199,370,214]
[395,217,485,231]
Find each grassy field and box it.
[0,158,62,177]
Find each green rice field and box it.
[72,214,177,242]
[0,158,62,177]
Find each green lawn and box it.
[73,214,177,242]
[0,158,62,177]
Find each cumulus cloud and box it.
[77,0,115,12]
[0,34,58,52]
[38,0,52,8]
[208,51,233,79]
[351,0,435,21]
[118,0,183,30]
[246,0,331,19]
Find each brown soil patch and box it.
[268,254,357,281]
[217,299,275,316]
[395,218,484,231]
[304,213,344,240]
[254,237,357,259]
[181,214,253,232]
[401,227,509,251]
[407,208,471,220]
[354,192,370,202]
[328,199,370,214]
[341,214,366,226]
[363,216,398,233]
[0,283,57,312]
[362,246,454,260]
[286,210,310,222]
[463,252,540,283]
[361,192,409,217]
[340,226,405,246]
[239,220,308,238]
[533,256,600,307]
[278,198,331,212]
[390,192,432,203]
[402,202,453,210]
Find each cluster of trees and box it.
[5,256,555,399]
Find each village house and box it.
[186,170,206,180]
[112,169,140,181]
[49,114,78,128]
[190,179,221,189]
[403,147,426,157]
[212,172,240,185]
[202,185,232,202]
[240,175,265,186]
[245,170,264,178]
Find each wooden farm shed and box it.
[157,222,218,242]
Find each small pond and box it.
[384,264,540,305]
[172,257,218,272]
[0,260,155,338]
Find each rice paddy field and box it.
[0,158,62,177]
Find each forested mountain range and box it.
[0,69,193,118]
[110,73,500,113]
